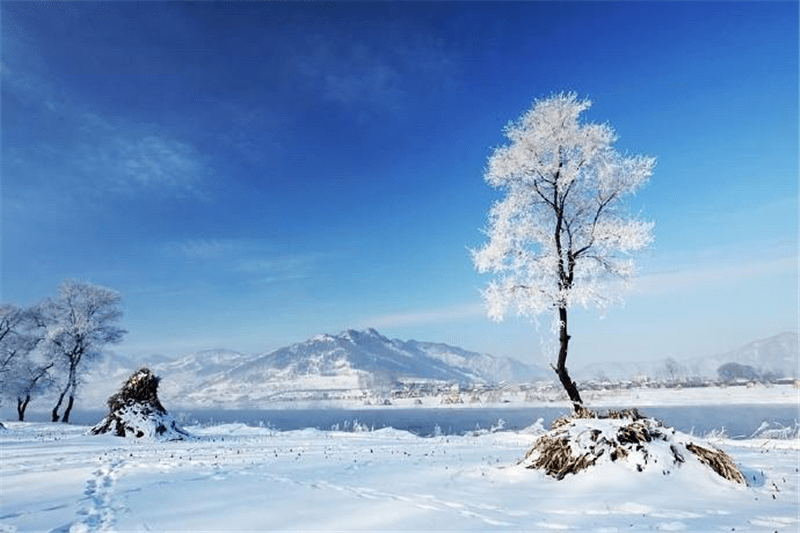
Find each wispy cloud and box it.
[211,101,286,167]
[236,255,321,273]
[235,253,329,284]
[358,303,485,329]
[167,238,330,285]
[294,38,403,114]
[69,133,209,199]
[172,239,246,260]
[633,254,797,296]
[7,111,210,207]
[3,13,211,203]
[292,32,458,118]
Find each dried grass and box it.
[106,367,165,414]
[523,434,599,480]
[686,442,745,484]
[524,408,745,484]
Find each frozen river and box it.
[20,403,798,437]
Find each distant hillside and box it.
[692,331,798,380]
[405,339,547,383]
[79,331,798,410]
[577,332,799,382]
[81,329,548,408]
[181,329,549,405]
[154,349,253,400]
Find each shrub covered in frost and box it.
[331,419,374,432]
[750,421,800,440]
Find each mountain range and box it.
[84,328,550,408]
[82,330,798,409]
[576,331,798,382]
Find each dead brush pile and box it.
[522,408,744,484]
[91,367,191,440]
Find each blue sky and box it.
[2,1,797,369]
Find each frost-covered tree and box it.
[0,304,53,420]
[42,280,126,423]
[473,93,654,411]
[14,361,55,421]
[717,362,760,383]
[1,305,31,409]
[661,357,686,385]
[1,305,28,381]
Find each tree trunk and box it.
[62,395,75,424]
[554,306,583,412]
[17,395,31,421]
[54,362,78,423]
[52,388,67,422]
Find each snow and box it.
[520,414,746,484]
[90,403,191,440]
[1,415,797,532]
[578,382,799,407]
[251,382,797,409]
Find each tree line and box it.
[0,279,126,423]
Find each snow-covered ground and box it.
[576,382,799,407]
[1,419,798,532]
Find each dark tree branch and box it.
[573,191,618,259]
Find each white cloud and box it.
[236,253,332,285]
[294,38,403,114]
[167,239,330,285]
[168,238,269,261]
[633,254,798,296]
[292,32,458,117]
[359,303,485,329]
[64,129,210,199]
[3,17,210,201]
[8,97,211,202]
[174,239,239,260]
[114,135,206,194]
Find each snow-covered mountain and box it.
[577,332,798,382]
[404,339,546,383]
[154,349,254,400]
[83,351,175,407]
[180,329,549,406]
[82,329,548,408]
[689,331,798,379]
[69,330,799,410]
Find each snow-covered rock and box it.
[90,368,191,440]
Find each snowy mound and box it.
[92,402,191,440]
[521,409,744,484]
[90,367,192,440]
